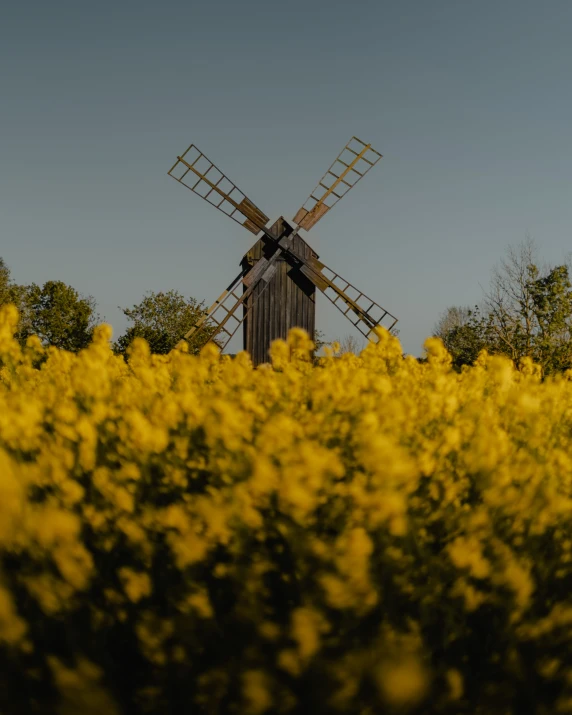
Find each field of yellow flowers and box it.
[1,303,572,714]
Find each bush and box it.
[0,304,571,713]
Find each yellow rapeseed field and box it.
[0,303,571,714]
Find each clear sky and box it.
[1,0,571,356]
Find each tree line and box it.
[433,237,572,375]
[0,257,214,355]
[3,237,572,374]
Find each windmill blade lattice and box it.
[168,144,269,236]
[184,266,249,349]
[302,262,398,338]
[293,137,382,231]
[278,242,397,337]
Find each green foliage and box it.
[313,329,327,352]
[529,264,572,373]
[0,258,11,304]
[1,258,216,357]
[435,307,486,370]
[0,259,98,352]
[0,260,30,345]
[435,240,572,375]
[115,290,217,356]
[23,280,98,352]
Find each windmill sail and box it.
[298,260,398,338]
[190,227,397,353]
[276,239,397,337]
[184,266,250,349]
[168,144,269,236]
[293,137,382,231]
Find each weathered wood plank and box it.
[241,217,317,365]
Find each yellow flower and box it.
[242,670,273,714]
[0,320,571,711]
[118,568,152,603]
[0,584,27,644]
[374,655,430,709]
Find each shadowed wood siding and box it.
[241,218,317,366]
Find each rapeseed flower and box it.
[0,304,570,713]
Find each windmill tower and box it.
[167,137,397,364]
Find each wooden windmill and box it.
[167,137,398,364]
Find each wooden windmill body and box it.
[241,219,317,364]
[167,137,398,364]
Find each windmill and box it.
[167,137,398,365]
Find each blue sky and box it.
[1,0,571,356]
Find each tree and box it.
[0,258,98,351]
[313,329,327,353]
[433,306,487,370]
[23,281,99,352]
[0,259,29,344]
[528,264,572,373]
[433,306,472,341]
[481,237,538,363]
[0,258,11,305]
[115,290,217,355]
[434,238,572,374]
[336,334,365,355]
